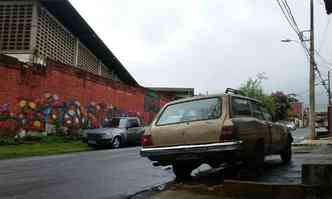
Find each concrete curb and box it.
[148,180,328,199]
[142,178,332,199]
[292,142,332,147]
[222,180,322,199]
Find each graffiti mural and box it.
[0,103,18,136]
[144,90,161,113]
[62,100,83,129]
[85,102,114,129]
[16,98,45,131]
[38,93,62,126]
[0,92,146,136]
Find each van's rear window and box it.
[156,98,221,125]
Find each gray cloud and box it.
[69,0,332,111]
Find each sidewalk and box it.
[292,137,332,146]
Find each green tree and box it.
[271,91,292,121]
[238,75,276,115]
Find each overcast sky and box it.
[69,0,332,111]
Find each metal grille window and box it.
[35,7,75,65]
[0,2,117,81]
[101,63,113,79]
[0,3,33,51]
[77,42,99,74]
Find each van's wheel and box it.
[172,163,195,181]
[112,137,121,149]
[280,139,292,164]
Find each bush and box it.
[22,135,43,142]
[0,134,81,146]
[25,135,79,143]
[0,137,18,146]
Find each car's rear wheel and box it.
[280,140,292,164]
[172,163,196,181]
[112,137,121,149]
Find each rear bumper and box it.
[140,141,242,161]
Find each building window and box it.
[35,7,75,65]
[0,3,33,52]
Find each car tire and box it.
[280,140,292,164]
[112,137,121,149]
[172,163,195,181]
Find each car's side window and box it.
[251,102,265,120]
[261,107,272,122]
[128,119,139,128]
[232,98,252,117]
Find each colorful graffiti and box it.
[17,98,45,131]
[0,92,145,136]
[62,100,83,129]
[144,90,161,113]
[85,102,111,129]
[0,103,18,135]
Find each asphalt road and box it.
[0,128,329,199]
[0,147,174,199]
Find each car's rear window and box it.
[103,118,127,128]
[156,97,221,125]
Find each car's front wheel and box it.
[112,137,121,149]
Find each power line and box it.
[276,0,301,35]
[283,0,301,33]
[276,0,311,59]
[276,0,330,100]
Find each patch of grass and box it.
[0,141,92,159]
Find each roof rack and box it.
[225,88,245,96]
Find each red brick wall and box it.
[0,58,172,135]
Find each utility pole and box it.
[309,0,316,140]
[328,71,331,104]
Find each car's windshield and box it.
[156,97,221,125]
[103,118,127,128]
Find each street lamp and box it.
[281,39,294,43]
[281,39,301,44]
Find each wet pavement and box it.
[0,128,330,199]
[0,147,174,199]
[258,143,332,184]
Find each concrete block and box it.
[302,164,332,187]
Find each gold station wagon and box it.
[140,89,293,179]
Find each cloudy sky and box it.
[69,0,332,111]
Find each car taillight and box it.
[141,134,153,146]
[220,125,234,141]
